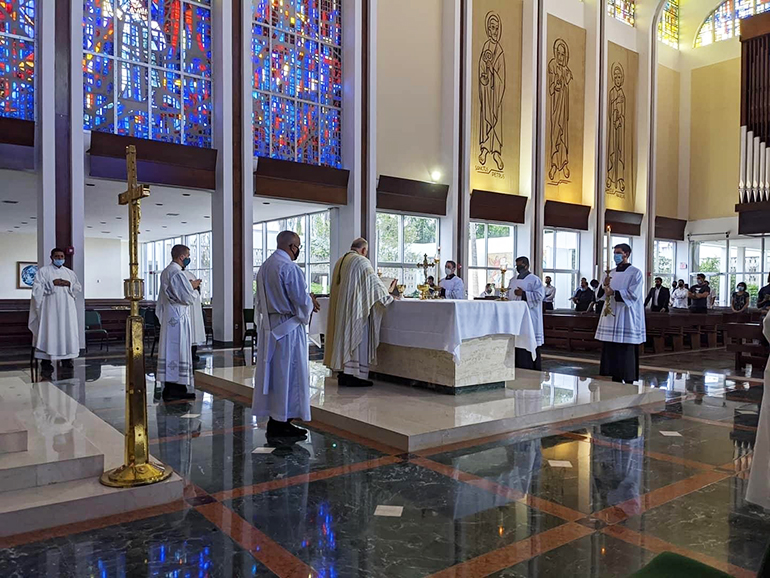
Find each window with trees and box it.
[140,230,212,303]
[467,221,515,298]
[253,210,331,295]
[0,1,35,121]
[83,0,213,148]
[654,240,677,287]
[607,0,635,27]
[691,240,728,307]
[657,0,679,48]
[376,212,439,296]
[542,228,580,309]
[695,0,770,47]
[252,0,342,168]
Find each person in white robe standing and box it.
[595,243,646,383]
[508,256,545,370]
[252,231,320,439]
[323,238,394,387]
[29,248,82,372]
[746,311,770,509]
[156,244,199,401]
[182,267,206,362]
[439,260,465,299]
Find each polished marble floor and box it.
[0,346,766,577]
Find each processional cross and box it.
[100,145,172,488]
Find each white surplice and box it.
[595,264,646,344]
[252,249,314,422]
[156,262,197,391]
[183,269,206,346]
[28,264,82,360]
[439,275,465,300]
[508,272,545,347]
[746,313,770,509]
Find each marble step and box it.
[0,411,28,455]
[0,473,184,537]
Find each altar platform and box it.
[196,363,667,451]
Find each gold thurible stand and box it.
[100,145,173,488]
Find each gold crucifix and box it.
[101,145,172,488]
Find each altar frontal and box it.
[311,298,537,394]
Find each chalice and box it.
[397,284,406,299]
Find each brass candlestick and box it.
[602,225,615,318]
[499,265,509,301]
[100,145,172,488]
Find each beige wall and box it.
[656,64,680,219]
[689,58,741,221]
[376,0,446,183]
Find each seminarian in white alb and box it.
[3,0,770,575]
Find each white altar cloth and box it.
[310,298,537,362]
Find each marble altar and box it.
[310,298,537,393]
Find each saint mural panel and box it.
[470,0,523,196]
[605,42,638,211]
[545,16,586,204]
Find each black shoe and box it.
[267,417,307,439]
[339,373,373,387]
[162,383,196,401]
[286,420,308,436]
[41,360,53,371]
[60,359,74,369]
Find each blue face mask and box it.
[53,258,65,267]
[613,254,624,266]
[182,257,191,268]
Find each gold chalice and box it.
[397,284,406,298]
[416,283,430,300]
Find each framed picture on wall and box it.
[17,262,38,289]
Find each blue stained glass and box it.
[253,90,270,157]
[151,68,181,143]
[271,96,295,160]
[296,0,318,39]
[320,0,340,45]
[150,0,181,70]
[183,3,211,77]
[83,53,115,131]
[1,0,35,39]
[319,42,340,108]
[271,0,295,32]
[253,0,269,24]
[252,23,270,91]
[83,0,114,54]
[117,61,148,137]
[296,101,318,164]
[116,0,149,63]
[319,105,340,168]
[0,36,34,120]
[271,29,296,97]
[183,75,211,147]
[296,36,318,103]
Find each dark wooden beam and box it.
[254,158,349,205]
[544,200,591,230]
[471,190,528,224]
[740,11,770,42]
[605,208,644,237]
[54,0,72,265]
[654,216,687,241]
[376,175,449,216]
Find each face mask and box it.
[613,254,623,266]
[445,267,453,275]
[182,257,191,268]
[485,287,492,294]
[53,258,65,267]
[516,264,526,273]
[738,286,746,292]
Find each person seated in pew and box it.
[758,273,770,311]
[426,275,437,296]
[479,283,497,298]
[731,282,751,313]
[543,276,555,311]
[688,274,710,314]
[645,277,670,312]
[439,261,465,299]
[571,279,595,312]
[671,279,689,310]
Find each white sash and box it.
[255,275,303,394]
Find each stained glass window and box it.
[607,0,635,27]
[695,0,770,47]
[0,1,35,121]
[657,0,679,49]
[252,0,342,168]
[83,0,212,148]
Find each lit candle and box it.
[377,268,382,277]
[500,258,507,273]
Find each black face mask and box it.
[516,265,526,274]
[291,245,300,260]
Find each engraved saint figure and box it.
[548,39,573,183]
[478,11,506,171]
[607,63,626,193]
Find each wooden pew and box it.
[645,313,670,353]
[724,322,769,371]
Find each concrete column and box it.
[212,0,234,343]
[36,1,56,266]
[241,0,254,325]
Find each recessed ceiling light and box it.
[166,213,179,216]
[162,226,167,228]
[21,222,27,224]
[116,216,122,220]
[86,183,95,187]
[100,221,107,224]
[30,216,36,220]
[145,229,150,232]
[263,202,270,205]
[181,221,187,224]
[156,203,163,206]
[182,193,191,197]
[204,215,210,218]
[87,226,93,229]
[13,226,20,229]
[2,200,18,204]
[101,231,110,234]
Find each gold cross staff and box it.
[101,145,172,488]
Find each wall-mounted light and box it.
[430,170,441,182]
